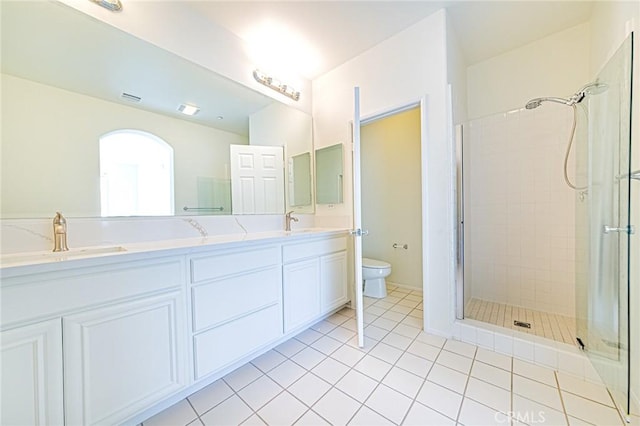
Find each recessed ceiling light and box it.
[178,104,200,116]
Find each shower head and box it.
[578,81,609,96]
[525,81,608,110]
[525,99,543,110]
[524,96,573,109]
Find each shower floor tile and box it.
[465,298,577,345]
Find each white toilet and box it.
[362,257,392,298]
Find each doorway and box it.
[358,106,424,339]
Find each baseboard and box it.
[387,281,422,293]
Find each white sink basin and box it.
[1,246,128,266]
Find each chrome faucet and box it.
[52,211,69,252]
[285,211,299,232]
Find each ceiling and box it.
[1,1,596,135]
[188,1,595,80]
[1,1,274,135]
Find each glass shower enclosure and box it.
[575,33,634,417]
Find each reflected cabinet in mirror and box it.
[315,144,344,204]
[0,1,313,218]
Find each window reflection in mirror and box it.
[315,144,344,204]
[99,130,174,217]
[290,152,312,207]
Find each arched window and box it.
[99,130,174,217]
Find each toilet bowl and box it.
[362,257,391,298]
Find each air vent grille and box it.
[121,92,141,103]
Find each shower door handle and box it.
[603,225,635,234]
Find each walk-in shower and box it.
[457,33,634,419]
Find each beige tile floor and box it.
[143,286,633,425]
[465,298,577,345]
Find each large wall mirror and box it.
[0,1,313,218]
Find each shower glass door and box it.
[576,33,633,416]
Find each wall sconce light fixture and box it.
[253,69,300,101]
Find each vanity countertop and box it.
[0,228,349,274]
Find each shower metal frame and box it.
[455,124,465,320]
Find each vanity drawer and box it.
[1,257,185,328]
[193,303,282,380]
[191,266,282,332]
[190,246,281,283]
[282,236,347,263]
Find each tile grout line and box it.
[554,370,572,426]
[455,350,477,425]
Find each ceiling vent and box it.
[121,92,141,103]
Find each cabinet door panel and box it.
[1,319,64,426]
[283,259,321,333]
[321,252,348,313]
[64,291,187,425]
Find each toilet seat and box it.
[362,257,390,269]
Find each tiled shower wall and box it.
[463,103,577,317]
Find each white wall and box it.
[589,0,640,413]
[361,108,422,290]
[467,23,591,120]
[312,9,455,335]
[59,0,312,114]
[249,103,313,157]
[446,14,468,125]
[1,74,247,218]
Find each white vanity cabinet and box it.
[0,319,64,426]
[282,236,348,333]
[189,245,284,380]
[0,256,188,426]
[0,229,350,424]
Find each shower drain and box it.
[513,320,531,329]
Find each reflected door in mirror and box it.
[230,145,285,214]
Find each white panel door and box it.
[63,291,187,425]
[230,145,285,214]
[1,319,64,426]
